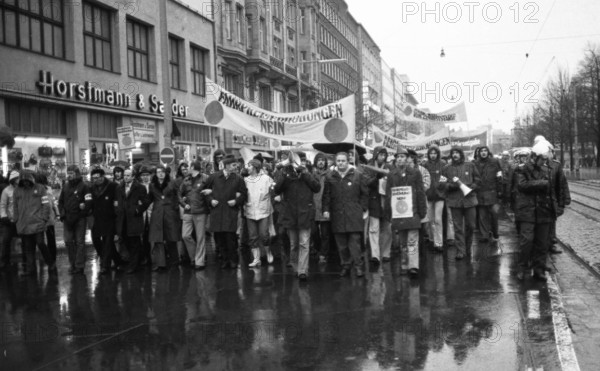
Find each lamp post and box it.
[297,58,347,111]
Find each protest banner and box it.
[203,79,355,143]
[398,101,468,124]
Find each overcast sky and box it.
[345,0,600,133]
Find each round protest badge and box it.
[395,200,409,215]
[403,106,413,116]
[204,101,224,125]
[324,118,348,142]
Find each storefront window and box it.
[89,141,119,166]
[174,143,191,164]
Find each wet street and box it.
[0,215,576,370]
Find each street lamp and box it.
[297,58,347,111]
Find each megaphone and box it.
[459,183,473,196]
[281,151,301,169]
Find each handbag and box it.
[38,145,53,157]
[53,147,66,157]
[29,153,38,165]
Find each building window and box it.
[260,18,267,53]
[273,89,284,113]
[300,8,305,34]
[236,5,243,44]
[259,85,270,110]
[0,0,64,58]
[83,2,112,70]
[223,73,241,97]
[246,15,252,49]
[287,28,294,41]
[272,37,281,59]
[169,36,182,89]
[301,51,307,73]
[224,1,232,40]
[126,18,150,80]
[191,45,207,96]
[287,46,295,66]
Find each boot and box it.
[248,248,261,268]
[265,247,274,264]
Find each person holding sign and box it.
[438,147,481,260]
[322,152,369,278]
[384,147,427,277]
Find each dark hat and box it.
[138,166,152,175]
[395,146,409,156]
[253,153,264,163]
[297,151,307,160]
[222,154,237,166]
[191,160,203,171]
[407,149,418,158]
[90,168,105,177]
[113,166,124,175]
[67,165,80,173]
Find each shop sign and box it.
[232,134,268,147]
[131,122,157,143]
[117,126,136,150]
[37,70,190,117]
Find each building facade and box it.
[0,0,215,174]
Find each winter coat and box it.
[474,147,503,206]
[45,186,59,227]
[58,177,92,227]
[322,166,368,233]
[384,165,427,231]
[365,146,393,218]
[312,152,331,222]
[90,178,120,236]
[205,171,247,233]
[422,146,446,201]
[13,172,51,235]
[438,147,481,208]
[244,173,274,221]
[274,167,320,230]
[116,180,150,237]
[148,176,182,242]
[549,159,571,207]
[0,184,16,220]
[180,173,210,215]
[514,162,562,223]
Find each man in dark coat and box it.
[90,168,124,274]
[59,165,92,274]
[148,164,181,271]
[514,140,565,281]
[547,147,570,254]
[205,156,247,269]
[365,146,393,263]
[438,147,481,259]
[13,171,53,276]
[474,146,503,243]
[422,145,447,252]
[180,160,210,270]
[117,169,150,274]
[322,152,368,278]
[274,154,320,280]
[384,147,427,276]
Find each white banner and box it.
[399,101,468,123]
[391,186,413,219]
[203,79,355,143]
[372,126,452,155]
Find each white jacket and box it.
[244,174,274,221]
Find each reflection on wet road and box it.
[0,216,562,370]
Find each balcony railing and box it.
[270,56,283,70]
[285,64,297,76]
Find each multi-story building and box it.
[317,0,359,106]
[212,0,321,154]
[0,0,215,171]
[357,24,381,141]
[380,59,396,135]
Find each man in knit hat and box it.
[59,165,93,274]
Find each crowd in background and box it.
[0,135,569,283]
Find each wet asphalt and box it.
[0,214,562,370]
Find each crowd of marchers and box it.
[0,135,569,282]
